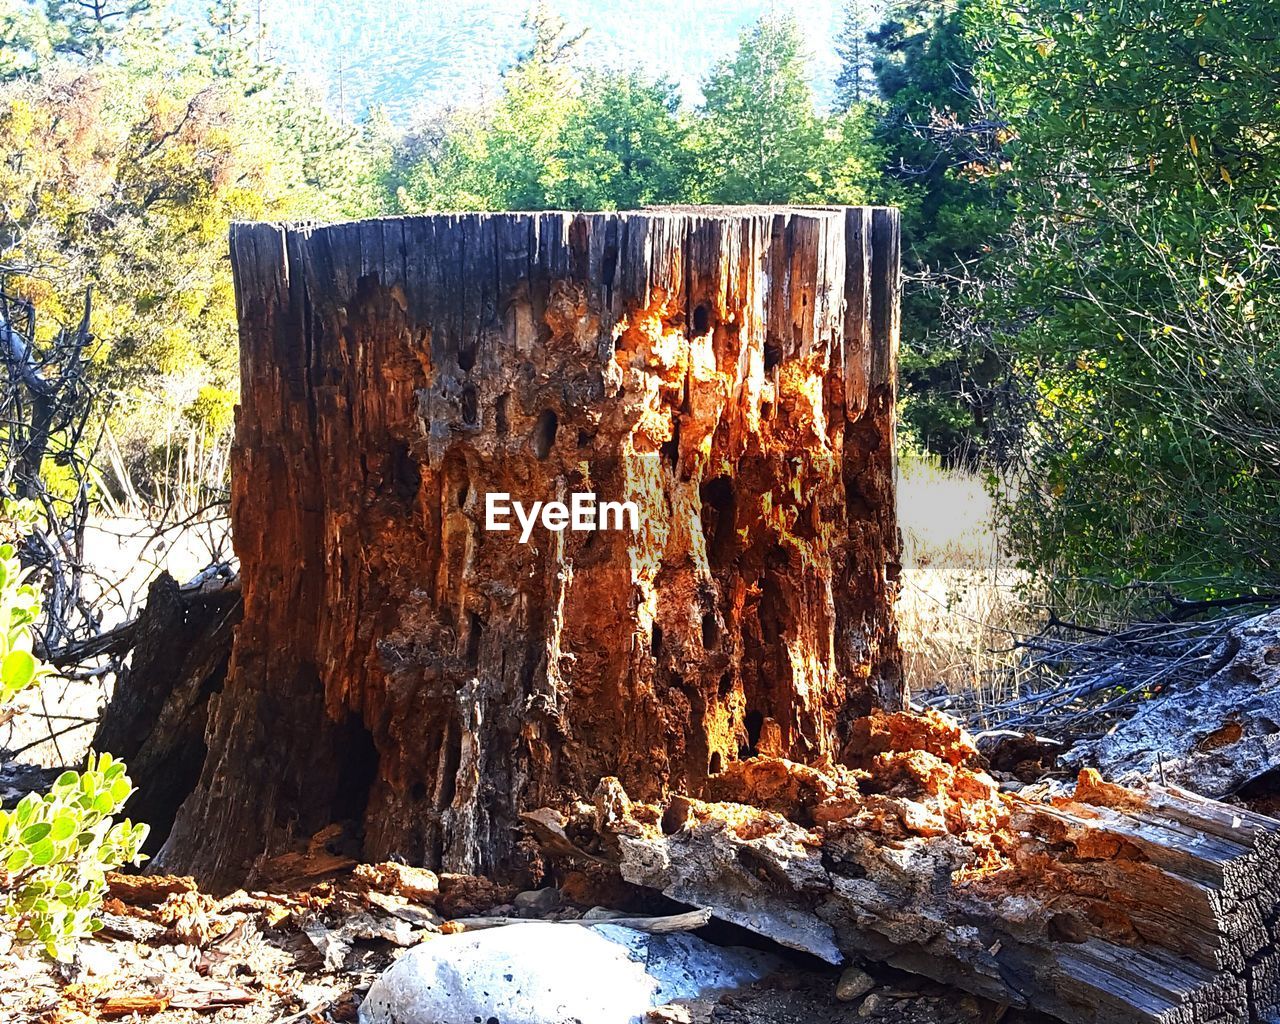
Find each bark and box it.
[528,713,1280,1024]
[156,207,903,889]
[92,572,240,853]
[1068,608,1280,806]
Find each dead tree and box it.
[91,571,241,854]
[156,207,904,887]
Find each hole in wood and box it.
[742,710,764,759]
[495,393,509,436]
[660,417,680,471]
[651,623,663,659]
[465,611,484,666]
[701,611,719,649]
[661,797,693,835]
[437,721,461,809]
[692,303,711,335]
[763,340,782,372]
[700,476,736,567]
[708,752,723,775]
[532,409,558,460]
[333,713,380,824]
[718,672,734,697]
[461,384,478,426]
[388,441,421,505]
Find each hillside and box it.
[181,0,845,120]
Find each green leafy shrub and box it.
[0,535,148,959]
[0,754,148,957]
[973,0,1280,605]
[0,542,44,705]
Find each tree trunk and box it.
[155,207,903,890]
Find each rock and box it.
[648,1005,695,1023]
[584,906,628,921]
[75,943,121,978]
[835,966,875,1002]
[513,886,562,916]
[858,993,889,1019]
[359,922,779,1024]
[435,873,517,917]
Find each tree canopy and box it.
[3,0,1279,602]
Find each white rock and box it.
[358,922,778,1024]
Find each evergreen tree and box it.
[870,0,1009,461]
[196,0,265,84]
[833,0,879,109]
[44,0,162,60]
[560,70,695,209]
[699,14,826,203]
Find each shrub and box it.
[0,534,148,959]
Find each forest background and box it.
[2,0,1276,628]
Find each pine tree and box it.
[700,14,824,203]
[833,0,878,109]
[44,0,161,59]
[196,0,266,84]
[515,1,586,74]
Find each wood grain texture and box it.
[538,752,1280,1024]
[156,208,903,889]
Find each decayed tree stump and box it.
[156,207,904,887]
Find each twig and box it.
[446,908,712,934]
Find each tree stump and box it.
[155,207,903,888]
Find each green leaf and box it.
[28,838,55,867]
[49,814,76,842]
[19,822,51,846]
[5,847,30,873]
[0,649,37,693]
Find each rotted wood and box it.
[156,207,904,889]
[526,712,1280,1024]
[92,572,241,853]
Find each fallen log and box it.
[528,710,1280,1024]
[1068,607,1280,807]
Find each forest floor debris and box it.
[0,851,1010,1024]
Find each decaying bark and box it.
[1069,608,1280,805]
[157,207,904,888]
[528,710,1280,1024]
[92,573,240,852]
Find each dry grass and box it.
[896,455,1037,706]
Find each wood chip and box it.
[95,993,171,1019]
[96,912,166,944]
[106,874,198,906]
[353,862,439,904]
[364,890,442,930]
